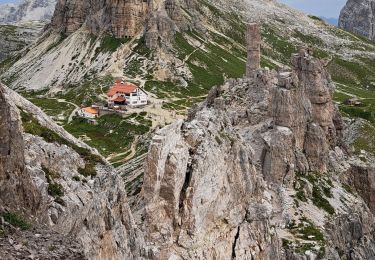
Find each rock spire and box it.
[246,23,261,76]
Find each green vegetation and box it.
[20,109,70,144]
[20,109,103,177]
[97,34,130,53]
[262,25,298,64]
[353,123,375,155]
[1,212,31,230]
[64,113,151,157]
[293,30,325,47]
[42,166,65,205]
[27,98,76,123]
[57,75,114,106]
[294,172,335,215]
[124,59,144,78]
[133,36,152,57]
[72,175,81,181]
[285,217,326,259]
[173,30,246,99]
[311,183,335,215]
[308,15,324,22]
[342,183,353,194]
[46,33,67,52]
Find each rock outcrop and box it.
[0,84,40,214]
[0,83,144,259]
[50,0,149,37]
[339,0,375,41]
[142,47,375,258]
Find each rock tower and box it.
[246,23,261,76]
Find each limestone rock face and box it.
[0,83,144,259]
[0,83,40,213]
[339,0,375,41]
[145,0,186,49]
[142,50,375,258]
[50,0,149,37]
[349,162,375,213]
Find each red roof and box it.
[113,96,126,102]
[107,81,137,97]
[83,107,99,114]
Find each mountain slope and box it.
[0,22,45,63]
[1,0,375,163]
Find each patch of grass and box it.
[296,190,307,202]
[48,183,64,198]
[308,15,324,22]
[21,109,103,177]
[262,25,298,64]
[352,122,375,156]
[72,175,81,181]
[56,75,114,106]
[20,110,70,145]
[97,34,130,53]
[342,183,353,194]
[42,166,65,205]
[46,33,67,52]
[293,30,325,46]
[312,186,335,215]
[2,212,31,230]
[27,98,75,123]
[78,162,97,177]
[133,36,152,57]
[298,222,325,241]
[64,114,151,157]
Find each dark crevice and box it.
[232,226,240,259]
[178,149,194,216]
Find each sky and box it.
[279,0,347,18]
[0,0,347,18]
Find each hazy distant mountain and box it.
[320,16,339,26]
[0,0,56,24]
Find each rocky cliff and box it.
[50,0,149,37]
[0,82,144,259]
[339,0,375,41]
[141,48,375,259]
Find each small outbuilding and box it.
[344,97,362,106]
[78,106,99,119]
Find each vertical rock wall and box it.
[0,83,40,213]
[51,0,149,37]
[339,0,375,41]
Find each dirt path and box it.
[109,136,139,163]
[49,98,80,123]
